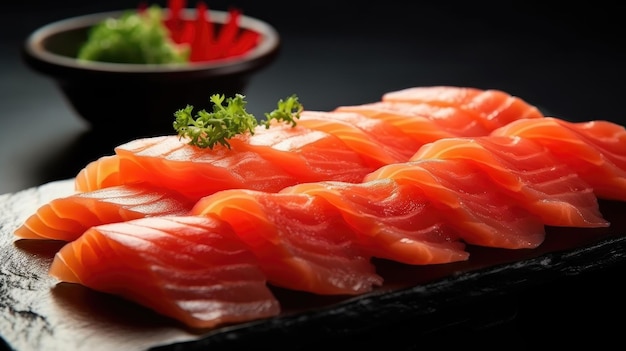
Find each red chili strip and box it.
[190,1,214,62]
[225,30,261,56]
[154,0,259,62]
[165,0,186,43]
[214,8,241,57]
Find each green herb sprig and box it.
[173,94,303,149]
[261,95,304,128]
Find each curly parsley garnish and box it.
[261,94,304,128]
[173,94,303,149]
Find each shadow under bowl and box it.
[22,9,281,136]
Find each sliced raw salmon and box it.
[77,135,299,201]
[491,117,626,201]
[281,179,469,264]
[49,215,280,329]
[12,85,626,334]
[240,123,374,183]
[365,160,547,249]
[14,184,194,241]
[336,101,489,138]
[77,125,376,201]
[381,86,544,131]
[12,85,626,333]
[192,189,383,295]
[296,110,420,166]
[410,136,608,228]
[74,155,122,192]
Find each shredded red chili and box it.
[160,0,260,62]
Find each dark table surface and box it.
[2,1,626,349]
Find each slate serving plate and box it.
[1,179,626,350]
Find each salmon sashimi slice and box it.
[411,136,608,228]
[295,110,419,167]
[239,123,375,183]
[76,135,299,201]
[381,86,545,131]
[364,160,546,249]
[78,125,376,201]
[491,117,626,201]
[383,86,485,106]
[74,155,122,192]
[281,179,469,264]
[14,184,194,241]
[336,101,489,137]
[49,215,280,329]
[192,190,383,295]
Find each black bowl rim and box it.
[22,9,281,77]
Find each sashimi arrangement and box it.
[12,86,626,330]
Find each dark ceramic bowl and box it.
[22,9,280,135]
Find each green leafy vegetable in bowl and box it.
[77,5,189,64]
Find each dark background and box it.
[1,1,626,349]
